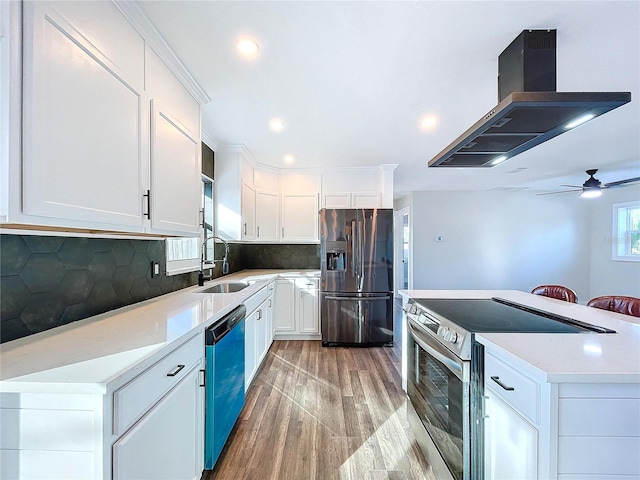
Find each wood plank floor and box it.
[204,339,435,480]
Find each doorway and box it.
[394,206,411,296]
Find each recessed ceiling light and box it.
[235,38,259,58]
[283,155,295,164]
[419,115,438,131]
[269,118,285,132]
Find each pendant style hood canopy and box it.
[428,30,631,168]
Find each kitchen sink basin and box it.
[198,282,249,294]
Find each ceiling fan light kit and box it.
[540,169,640,198]
[428,29,631,168]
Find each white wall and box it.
[401,191,592,302]
[589,185,640,298]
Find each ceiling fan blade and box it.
[559,184,582,188]
[536,189,582,196]
[604,176,640,188]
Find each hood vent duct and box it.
[428,29,631,168]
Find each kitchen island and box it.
[400,289,640,480]
[0,269,318,480]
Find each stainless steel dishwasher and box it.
[204,304,246,470]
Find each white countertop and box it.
[0,270,319,394]
[400,289,640,383]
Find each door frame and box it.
[394,206,412,296]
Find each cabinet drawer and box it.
[244,285,270,315]
[485,351,540,425]
[113,334,201,436]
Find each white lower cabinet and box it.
[244,308,258,390]
[481,341,640,480]
[274,276,320,339]
[298,278,320,335]
[112,365,202,480]
[244,282,276,390]
[0,332,204,480]
[274,278,296,334]
[484,389,538,480]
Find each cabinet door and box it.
[256,190,279,240]
[150,101,201,234]
[22,2,144,229]
[255,302,268,366]
[298,278,320,334]
[281,194,319,241]
[484,390,538,480]
[113,366,203,480]
[267,284,275,342]
[274,279,296,333]
[241,182,256,240]
[352,193,380,208]
[322,193,351,209]
[244,310,257,390]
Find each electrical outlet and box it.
[151,262,160,277]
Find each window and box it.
[613,201,640,262]
[203,176,214,261]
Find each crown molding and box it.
[201,129,218,151]
[113,0,210,105]
[379,164,399,172]
[218,145,394,177]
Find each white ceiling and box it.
[137,1,640,198]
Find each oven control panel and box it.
[437,325,459,344]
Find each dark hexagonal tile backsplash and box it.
[0,234,198,344]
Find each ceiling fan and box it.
[538,169,640,198]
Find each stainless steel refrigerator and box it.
[320,208,394,346]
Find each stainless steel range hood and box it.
[428,30,631,168]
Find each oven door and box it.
[407,318,471,480]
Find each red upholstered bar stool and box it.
[531,285,578,303]
[587,295,640,318]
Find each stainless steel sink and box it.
[198,282,249,294]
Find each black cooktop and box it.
[413,297,615,334]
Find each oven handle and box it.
[324,295,390,301]
[407,320,467,382]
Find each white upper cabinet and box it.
[255,190,279,240]
[149,101,201,234]
[281,194,319,242]
[320,166,395,209]
[254,169,280,241]
[215,145,257,241]
[4,1,206,236]
[146,48,201,235]
[280,172,320,242]
[214,154,397,243]
[241,182,256,240]
[21,1,145,230]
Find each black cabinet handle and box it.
[143,190,151,219]
[167,364,185,377]
[199,369,206,387]
[490,376,515,391]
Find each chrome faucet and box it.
[198,235,230,286]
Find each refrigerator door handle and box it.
[351,220,356,277]
[359,214,365,284]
